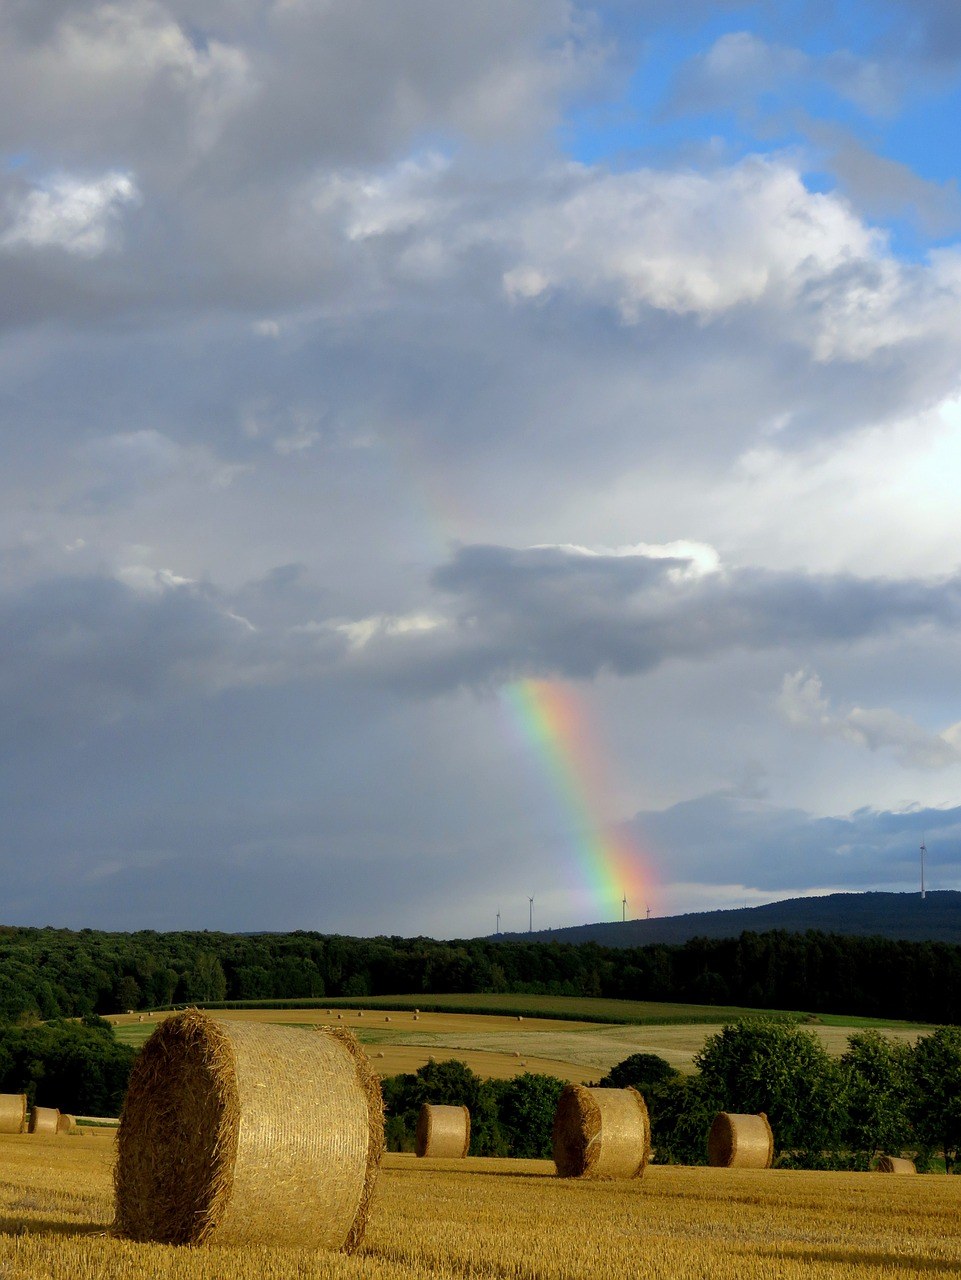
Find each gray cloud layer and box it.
[3,1,961,932]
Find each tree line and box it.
[383,1022,961,1171]
[2,923,961,1024]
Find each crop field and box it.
[111,1001,927,1078]
[1,1134,960,1279]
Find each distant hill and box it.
[492,890,961,948]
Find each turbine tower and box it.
[529,896,534,933]
[921,835,927,900]
[622,893,627,923]
[496,910,501,935]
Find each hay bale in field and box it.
[415,1104,470,1159]
[552,1086,649,1180]
[412,1015,419,1022]
[57,1114,77,1134]
[114,1009,384,1250]
[707,1112,773,1169]
[877,1155,917,1174]
[384,1016,391,1023]
[0,1094,26,1134]
[29,1106,60,1135]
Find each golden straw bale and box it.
[57,1113,77,1134]
[114,1009,384,1250]
[0,1093,26,1134]
[29,1106,60,1135]
[415,1104,470,1158]
[707,1112,774,1169]
[877,1155,917,1174]
[552,1086,649,1180]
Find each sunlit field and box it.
[110,1000,928,1078]
[1,1135,959,1279]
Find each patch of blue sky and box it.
[877,84,961,186]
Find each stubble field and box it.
[1,1133,959,1280]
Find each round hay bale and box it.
[707,1112,774,1169]
[415,1104,470,1159]
[552,1085,649,1180]
[877,1155,917,1174]
[412,1015,419,1022]
[413,1009,420,1015]
[57,1114,77,1134]
[384,1016,391,1023]
[0,1093,26,1135]
[29,1106,60,1136]
[517,1015,523,1022]
[114,1009,384,1250]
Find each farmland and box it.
[110,997,929,1078]
[1,1134,960,1278]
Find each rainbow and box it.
[502,678,651,918]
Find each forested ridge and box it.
[2,924,961,1024]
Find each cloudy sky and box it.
[3,0,961,936]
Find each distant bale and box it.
[552,1086,649,1180]
[707,1112,774,1169]
[877,1155,917,1174]
[415,1104,470,1159]
[0,1094,26,1134]
[57,1114,77,1134]
[114,1009,384,1250]
[29,1106,60,1135]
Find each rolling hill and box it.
[493,890,961,947]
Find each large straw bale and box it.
[29,1106,60,1135]
[415,1104,470,1158]
[552,1085,649,1180]
[877,1155,917,1174]
[57,1113,77,1134]
[0,1094,26,1134]
[707,1112,774,1169]
[114,1009,384,1250]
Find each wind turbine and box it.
[496,910,501,935]
[529,896,534,933]
[622,893,627,923]
[921,835,927,900]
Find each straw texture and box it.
[0,1094,26,1135]
[877,1155,917,1174]
[29,1106,60,1135]
[552,1085,650,1180]
[415,1104,470,1158]
[57,1113,77,1134]
[707,1112,774,1169]
[114,1009,384,1250]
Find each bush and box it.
[0,1020,136,1114]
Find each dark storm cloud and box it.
[424,544,961,687]
[6,547,961,731]
[633,792,961,893]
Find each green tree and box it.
[490,1073,564,1158]
[696,1020,843,1161]
[839,1030,911,1160]
[908,1027,961,1171]
[599,1053,679,1094]
[648,1074,715,1165]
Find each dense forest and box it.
[2,924,961,1024]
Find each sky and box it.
[2,0,961,937]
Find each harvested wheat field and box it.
[2,1133,961,1278]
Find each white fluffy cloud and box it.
[0,170,139,256]
[778,669,961,769]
